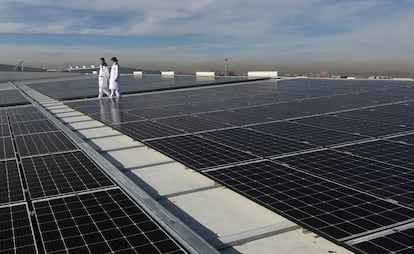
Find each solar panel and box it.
[15,131,78,157]
[374,102,414,116]
[353,226,414,253]
[336,109,414,127]
[201,128,315,157]
[113,121,186,140]
[8,112,48,123]
[0,204,37,254]
[11,120,58,135]
[338,140,414,170]
[196,111,271,126]
[0,160,24,205]
[28,75,249,100]
[0,136,15,161]
[145,135,259,170]
[0,115,6,125]
[206,160,414,241]
[296,115,410,137]
[233,106,309,120]
[0,90,29,106]
[251,121,365,146]
[89,111,145,125]
[0,124,10,137]
[33,188,187,253]
[156,115,229,133]
[126,108,181,120]
[6,106,40,115]
[389,133,414,145]
[276,149,414,207]
[22,151,114,199]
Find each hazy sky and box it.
[1,0,414,73]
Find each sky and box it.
[0,0,414,74]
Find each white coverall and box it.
[109,63,121,98]
[98,64,110,98]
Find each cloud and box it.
[1,0,414,73]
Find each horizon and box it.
[1,1,414,74]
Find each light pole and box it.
[224,58,228,76]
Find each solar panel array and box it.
[67,78,414,253]
[27,75,251,100]
[1,101,188,252]
[0,89,30,107]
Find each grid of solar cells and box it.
[389,133,414,145]
[22,151,114,199]
[28,75,249,100]
[146,135,258,170]
[15,131,78,157]
[338,140,414,170]
[11,120,58,135]
[233,105,309,120]
[6,106,40,115]
[0,124,10,137]
[296,115,410,137]
[0,89,29,106]
[196,111,271,126]
[34,188,187,254]
[251,121,365,146]
[126,108,182,120]
[0,136,15,161]
[0,204,37,254]
[0,115,6,125]
[353,227,414,254]
[206,160,414,240]
[8,112,48,123]
[156,116,230,133]
[336,109,414,127]
[201,128,315,157]
[90,111,145,125]
[276,149,414,207]
[0,160,24,205]
[374,102,414,116]
[113,121,185,140]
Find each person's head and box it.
[111,57,118,63]
[100,57,106,65]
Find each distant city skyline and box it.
[1,0,414,74]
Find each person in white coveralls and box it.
[109,56,121,98]
[98,57,110,98]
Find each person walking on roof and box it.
[109,57,121,98]
[98,57,110,98]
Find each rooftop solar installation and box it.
[4,75,414,253]
[0,123,10,137]
[11,120,59,135]
[200,128,315,157]
[0,84,203,253]
[276,149,414,208]
[389,133,414,145]
[27,75,252,100]
[146,135,259,170]
[205,160,414,241]
[34,188,187,254]
[21,151,114,199]
[353,225,414,253]
[0,136,15,160]
[0,89,30,107]
[0,204,37,254]
[0,160,24,205]
[15,131,78,157]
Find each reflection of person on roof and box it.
[98,57,110,98]
[109,57,121,98]
[110,98,121,125]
